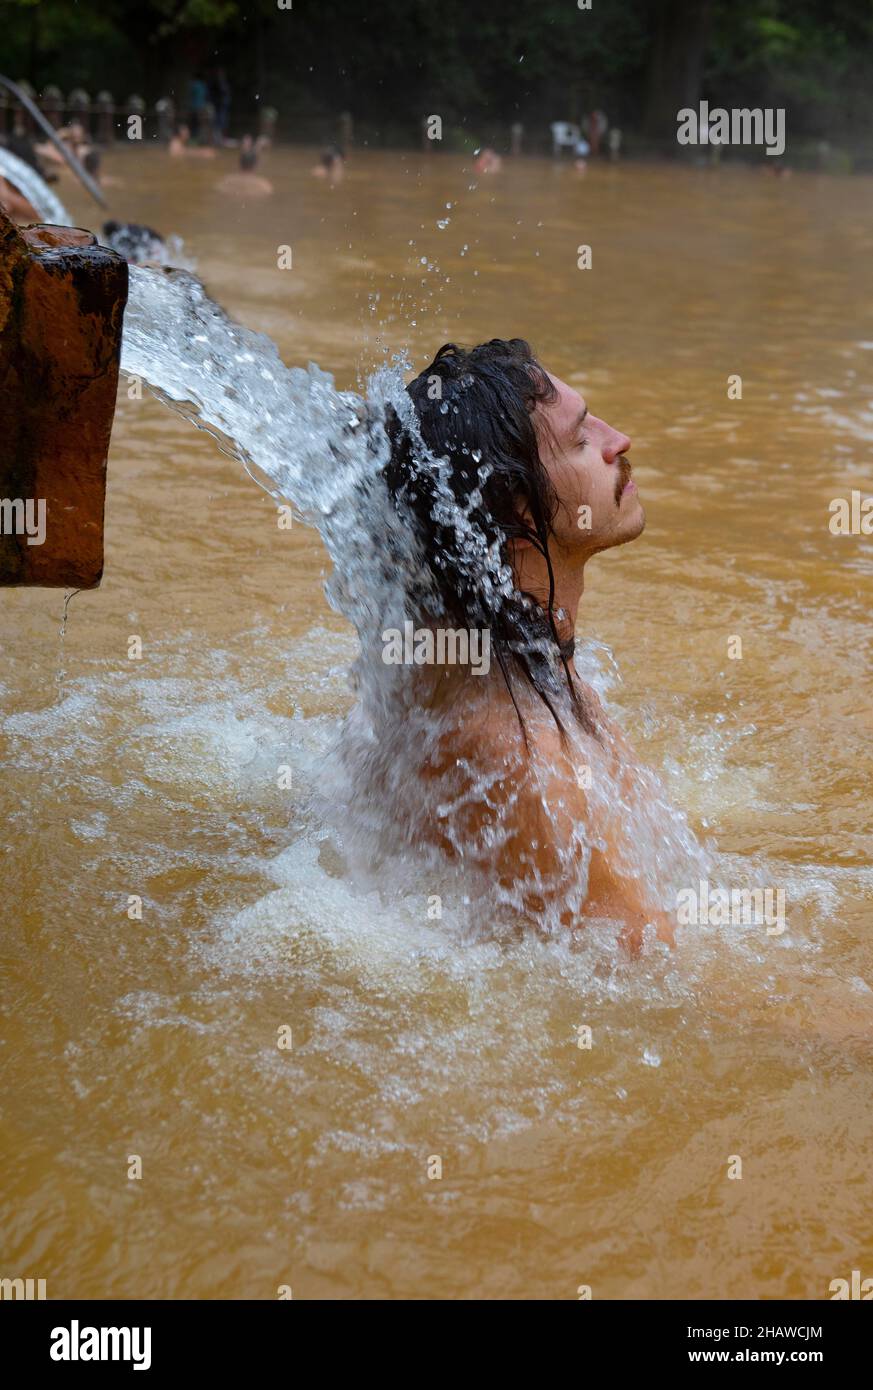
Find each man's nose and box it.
[602,426,631,463]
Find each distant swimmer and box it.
[311,145,345,182]
[4,134,58,181]
[54,120,90,161]
[473,147,502,174]
[82,149,124,191]
[216,135,273,198]
[169,123,216,159]
[370,339,676,947]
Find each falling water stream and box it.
[0,146,70,224]
[1,147,871,1298]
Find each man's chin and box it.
[570,500,646,557]
[613,498,646,547]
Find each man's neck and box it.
[512,544,586,647]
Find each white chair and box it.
[550,121,580,157]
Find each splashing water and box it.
[101,222,196,270]
[0,146,70,224]
[121,265,710,941]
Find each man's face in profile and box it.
[534,372,645,556]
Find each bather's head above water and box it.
[239,135,258,172]
[383,339,644,732]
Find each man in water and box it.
[169,123,215,159]
[311,145,345,182]
[372,338,677,945]
[473,147,502,175]
[216,136,273,198]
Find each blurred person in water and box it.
[375,339,676,946]
[169,123,216,159]
[311,145,345,182]
[473,147,502,174]
[82,148,124,191]
[217,135,273,197]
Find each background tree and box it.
[0,0,870,151]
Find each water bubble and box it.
[641,1048,661,1068]
[437,219,450,230]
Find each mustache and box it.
[614,456,632,505]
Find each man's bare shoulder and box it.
[438,682,594,817]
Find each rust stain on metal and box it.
[0,207,128,587]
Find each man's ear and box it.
[513,493,535,538]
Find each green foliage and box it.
[0,0,870,146]
[149,0,239,38]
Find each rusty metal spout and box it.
[0,208,127,587]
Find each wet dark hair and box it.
[383,338,594,740]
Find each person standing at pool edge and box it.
[372,339,677,946]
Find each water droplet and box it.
[641,1048,661,1068]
